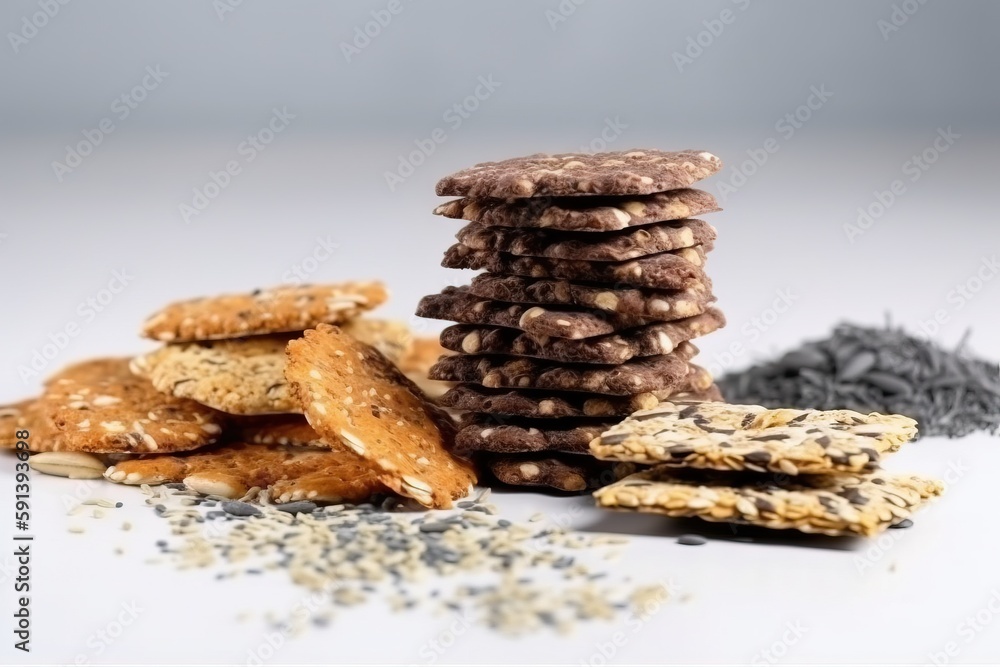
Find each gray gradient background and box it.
[1,1,999,665]
[1,0,998,377]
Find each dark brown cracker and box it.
[285,324,476,509]
[455,219,716,262]
[442,244,709,290]
[105,442,387,503]
[429,352,690,395]
[467,273,714,322]
[435,149,723,198]
[439,309,725,364]
[38,358,225,454]
[440,367,717,418]
[417,286,652,340]
[434,188,720,232]
[456,416,611,455]
[141,281,388,342]
[485,453,635,492]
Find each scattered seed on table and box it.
[133,485,656,637]
[274,501,317,514]
[889,519,913,529]
[677,535,707,546]
[222,501,262,517]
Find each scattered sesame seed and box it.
[135,484,659,636]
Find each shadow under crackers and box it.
[574,513,864,552]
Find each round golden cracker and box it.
[397,336,455,400]
[1,400,36,448]
[131,335,298,415]
[39,358,225,453]
[104,442,386,503]
[236,414,325,447]
[132,320,414,416]
[141,281,388,342]
[341,318,412,363]
[0,400,57,451]
[285,324,476,509]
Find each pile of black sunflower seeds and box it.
[719,322,1000,439]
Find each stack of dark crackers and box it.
[417,149,728,492]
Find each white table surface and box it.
[1,132,998,665]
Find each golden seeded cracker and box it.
[141,281,388,342]
[1,400,35,448]
[39,358,225,453]
[0,400,56,451]
[131,335,298,415]
[341,318,412,363]
[105,442,386,503]
[285,324,476,508]
[132,320,417,416]
[591,401,918,475]
[397,336,455,400]
[594,467,943,537]
[236,413,325,447]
